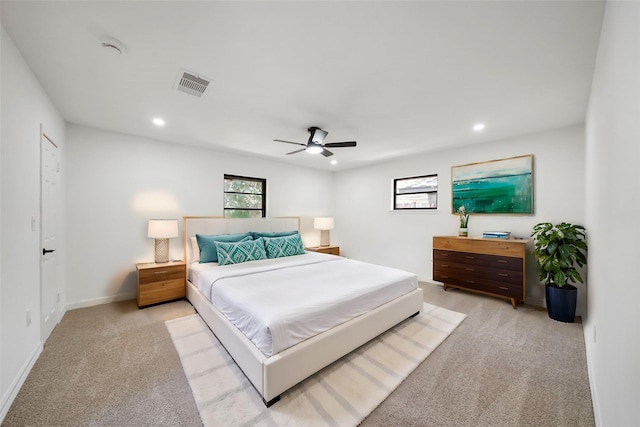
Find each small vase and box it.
[459,227,468,237]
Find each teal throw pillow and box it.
[251,230,299,239]
[263,234,305,259]
[216,238,268,266]
[196,233,252,263]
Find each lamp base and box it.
[154,238,170,263]
[320,230,330,247]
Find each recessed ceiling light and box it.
[473,123,485,132]
[152,117,165,127]
[331,159,338,165]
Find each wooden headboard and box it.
[183,216,301,264]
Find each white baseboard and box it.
[583,326,601,426]
[66,292,136,310]
[0,343,43,424]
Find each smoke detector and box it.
[174,69,213,98]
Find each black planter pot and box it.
[545,283,577,323]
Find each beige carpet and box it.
[1,300,202,427]
[2,283,595,426]
[166,303,465,426]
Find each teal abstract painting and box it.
[452,155,533,214]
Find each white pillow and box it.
[190,236,200,263]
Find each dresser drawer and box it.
[434,250,522,272]
[433,236,525,258]
[138,265,185,285]
[433,260,523,286]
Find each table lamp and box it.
[148,219,178,263]
[314,217,334,247]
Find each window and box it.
[223,174,266,218]
[393,174,438,210]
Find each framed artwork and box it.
[451,154,533,214]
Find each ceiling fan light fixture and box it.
[306,144,323,154]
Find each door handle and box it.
[43,248,56,255]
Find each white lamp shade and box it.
[314,217,335,230]
[148,219,178,239]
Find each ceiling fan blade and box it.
[286,148,306,155]
[324,141,357,148]
[321,148,334,157]
[274,139,306,147]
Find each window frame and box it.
[223,174,267,218]
[393,173,438,211]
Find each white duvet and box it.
[189,252,417,356]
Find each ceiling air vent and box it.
[174,70,213,98]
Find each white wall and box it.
[334,125,586,313]
[65,125,335,308]
[584,1,640,425]
[0,27,66,420]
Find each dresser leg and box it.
[510,298,517,309]
[443,283,449,291]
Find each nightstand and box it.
[306,245,340,256]
[136,261,186,308]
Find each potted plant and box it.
[530,222,587,322]
[458,206,470,237]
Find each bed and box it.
[183,216,424,406]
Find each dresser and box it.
[136,261,186,308]
[432,236,527,309]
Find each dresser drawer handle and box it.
[440,275,449,279]
[465,256,475,259]
[465,268,475,271]
[154,271,170,274]
[498,273,509,277]
[498,286,509,290]
[466,280,475,284]
[441,253,449,257]
[497,260,508,263]
[441,264,449,268]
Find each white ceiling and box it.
[1,1,605,171]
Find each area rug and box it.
[166,303,465,426]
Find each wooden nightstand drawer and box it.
[138,265,185,285]
[306,246,340,256]
[136,261,186,308]
[138,279,185,306]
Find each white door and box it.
[41,131,59,342]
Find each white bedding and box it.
[188,252,417,356]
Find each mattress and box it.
[188,252,417,356]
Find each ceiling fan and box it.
[274,127,357,157]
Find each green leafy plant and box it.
[458,206,470,228]
[531,222,587,287]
